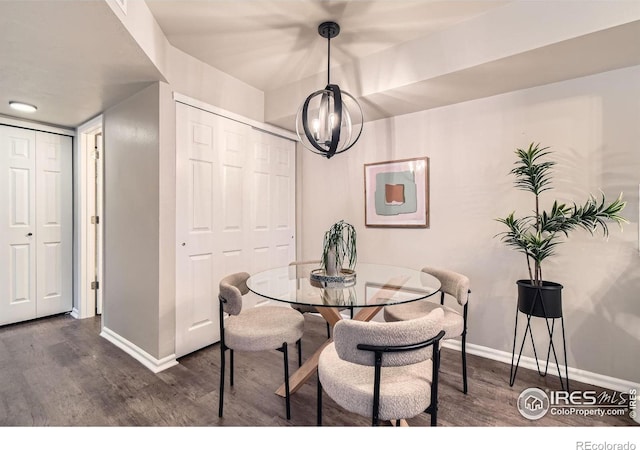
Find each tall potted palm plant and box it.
[496,142,626,317]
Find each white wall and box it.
[298,65,640,383]
[103,82,162,359]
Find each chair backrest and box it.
[333,308,444,367]
[219,272,250,316]
[422,266,470,306]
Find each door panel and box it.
[176,103,219,358]
[248,130,296,268]
[215,119,251,307]
[217,118,248,257]
[221,164,244,232]
[10,169,31,225]
[35,132,72,318]
[187,253,214,328]
[190,160,213,230]
[0,126,36,326]
[243,130,296,308]
[270,137,296,257]
[10,244,32,302]
[42,242,61,298]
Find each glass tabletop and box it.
[247,262,441,308]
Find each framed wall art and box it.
[364,157,429,228]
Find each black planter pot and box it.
[516,279,564,318]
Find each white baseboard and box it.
[100,327,178,373]
[442,340,638,394]
[70,307,96,320]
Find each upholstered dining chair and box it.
[317,308,445,426]
[384,266,471,394]
[218,272,305,420]
[289,260,353,338]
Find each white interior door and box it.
[175,103,220,358]
[0,125,37,326]
[244,129,296,309]
[94,133,104,315]
[214,116,251,297]
[77,116,103,320]
[35,131,72,318]
[265,132,296,267]
[0,126,71,326]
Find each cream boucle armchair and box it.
[317,308,445,426]
[218,272,304,420]
[384,266,471,394]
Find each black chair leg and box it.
[317,370,323,426]
[218,346,225,418]
[230,349,234,386]
[431,348,441,426]
[297,339,302,367]
[462,334,468,394]
[326,321,330,338]
[283,343,291,420]
[462,303,469,394]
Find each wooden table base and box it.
[275,276,408,397]
[275,305,383,397]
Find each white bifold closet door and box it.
[0,125,72,326]
[175,102,296,358]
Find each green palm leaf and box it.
[495,142,627,285]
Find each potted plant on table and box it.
[321,220,357,277]
[496,142,627,317]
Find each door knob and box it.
[26,232,33,237]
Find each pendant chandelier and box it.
[295,21,364,159]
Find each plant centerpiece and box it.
[320,220,357,277]
[496,142,627,317]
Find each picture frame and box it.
[364,157,429,228]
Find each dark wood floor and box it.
[0,312,636,428]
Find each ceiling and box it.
[0,1,639,130]
[145,0,507,91]
[0,1,164,129]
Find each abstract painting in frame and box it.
[364,157,429,228]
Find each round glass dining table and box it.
[246,262,441,309]
[246,262,442,397]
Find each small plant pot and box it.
[517,280,563,318]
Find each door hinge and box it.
[91,281,100,290]
[93,149,100,160]
[91,216,100,225]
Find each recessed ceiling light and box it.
[9,101,37,113]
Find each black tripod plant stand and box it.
[509,280,569,392]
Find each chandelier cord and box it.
[327,36,331,85]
